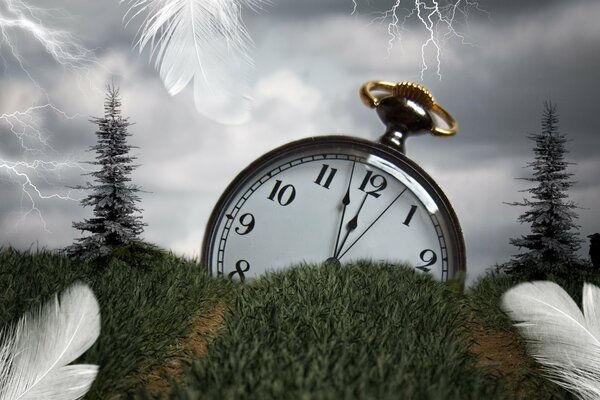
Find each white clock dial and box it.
[203,137,464,282]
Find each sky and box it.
[0,0,598,286]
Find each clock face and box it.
[202,136,464,282]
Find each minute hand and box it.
[335,193,368,259]
[332,162,356,258]
[337,188,408,260]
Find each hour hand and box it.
[342,187,350,207]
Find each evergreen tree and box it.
[506,101,582,275]
[66,84,146,260]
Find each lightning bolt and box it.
[0,0,98,233]
[357,0,487,80]
[0,104,90,232]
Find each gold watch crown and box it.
[359,81,435,109]
[392,82,435,109]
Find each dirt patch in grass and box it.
[141,303,228,397]
[469,319,531,398]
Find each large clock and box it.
[202,81,466,282]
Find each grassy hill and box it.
[0,247,234,398]
[1,247,592,399]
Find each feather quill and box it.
[501,281,600,400]
[0,283,100,400]
[121,0,267,124]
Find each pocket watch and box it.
[202,81,466,283]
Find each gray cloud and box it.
[1,0,598,286]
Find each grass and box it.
[168,262,510,400]
[0,246,235,399]
[1,247,596,399]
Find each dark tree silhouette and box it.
[506,101,582,275]
[589,233,600,268]
[66,84,146,260]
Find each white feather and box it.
[121,0,267,124]
[0,283,100,400]
[501,281,600,400]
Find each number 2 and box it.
[416,249,437,272]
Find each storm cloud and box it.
[1,0,598,285]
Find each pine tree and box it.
[66,84,146,260]
[506,101,582,275]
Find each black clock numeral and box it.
[416,249,438,273]
[234,213,255,236]
[268,180,296,206]
[228,259,250,282]
[314,164,338,189]
[403,205,418,226]
[358,171,387,198]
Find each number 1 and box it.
[403,205,418,226]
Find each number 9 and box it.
[235,213,255,236]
